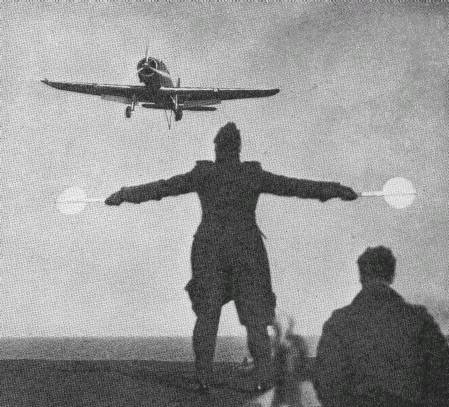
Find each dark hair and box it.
[357,246,396,284]
[214,122,241,153]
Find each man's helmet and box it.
[214,122,241,153]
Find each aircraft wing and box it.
[41,80,152,102]
[42,80,279,103]
[158,86,280,101]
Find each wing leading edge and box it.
[42,80,279,103]
[41,80,151,101]
[158,86,280,101]
[41,79,280,116]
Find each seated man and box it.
[313,246,449,407]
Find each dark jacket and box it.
[120,160,342,230]
[314,282,449,407]
[120,159,346,325]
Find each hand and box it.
[105,189,124,206]
[319,183,341,202]
[339,186,358,201]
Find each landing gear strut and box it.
[125,95,137,119]
[171,93,183,122]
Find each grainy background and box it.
[2,1,448,340]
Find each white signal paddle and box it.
[56,187,105,215]
[359,177,417,209]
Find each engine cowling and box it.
[137,57,159,83]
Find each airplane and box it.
[42,49,280,128]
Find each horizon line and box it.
[0,334,321,339]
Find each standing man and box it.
[314,246,449,407]
[105,122,357,392]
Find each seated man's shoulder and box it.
[411,301,431,312]
[332,304,352,318]
[324,306,352,329]
[408,302,437,324]
[397,297,431,319]
[390,300,441,337]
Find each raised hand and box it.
[339,186,358,201]
[105,189,124,206]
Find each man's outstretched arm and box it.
[105,171,195,206]
[260,170,358,202]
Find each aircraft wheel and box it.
[175,110,183,121]
[125,106,132,118]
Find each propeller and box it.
[137,45,154,75]
[137,63,172,79]
[137,46,172,79]
[148,66,172,79]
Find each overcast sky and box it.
[2,1,448,337]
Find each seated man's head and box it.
[214,122,241,159]
[357,246,396,286]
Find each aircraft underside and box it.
[41,51,279,129]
